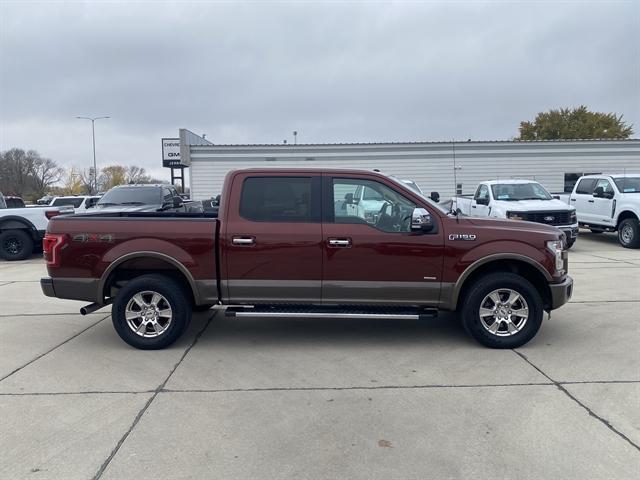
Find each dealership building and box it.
[171,130,640,200]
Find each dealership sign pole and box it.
[161,138,185,192]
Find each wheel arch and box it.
[449,255,553,311]
[616,210,639,228]
[0,215,38,238]
[99,251,200,305]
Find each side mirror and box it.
[411,207,434,232]
[173,197,184,208]
[476,197,490,206]
[430,191,440,203]
[345,193,354,204]
[593,187,612,199]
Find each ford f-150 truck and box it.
[41,168,573,350]
[558,174,640,248]
[452,180,579,248]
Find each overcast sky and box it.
[1,0,638,180]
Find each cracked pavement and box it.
[0,231,638,479]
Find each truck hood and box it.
[93,205,160,213]
[491,198,575,212]
[461,216,562,236]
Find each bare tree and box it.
[32,157,63,197]
[0,149,36,196]
[125,165,149,184]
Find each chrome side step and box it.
[225,306,437,321]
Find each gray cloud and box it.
[1,0,638,179]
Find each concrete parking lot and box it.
[1,231,638,479]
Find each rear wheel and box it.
[461,272,544,348]
[0,229,34,261]
[112,274,191,349]
[618,218,640,249]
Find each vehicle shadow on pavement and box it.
[200,311,474,348]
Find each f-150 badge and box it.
[449,234,477,241]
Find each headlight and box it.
[570,210,577,223]
[507,211,525,220]
[546,240,564,273]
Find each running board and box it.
[225,305,437,321]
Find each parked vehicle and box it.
[49,196,101,213]
[37,195,54,205]
[558,174,640,248]
[0,191,63,260]
[452,180,579,248]
[42,168,572,350]
[201,195,221,215]
[94,184,203,213]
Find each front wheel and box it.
[112,274,192,349]
[461,272,544,348]
[618,219,640,249]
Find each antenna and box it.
[452,139,461,219]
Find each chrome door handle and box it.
[232,237,255,246]
[328,238,351,247]
[588,200,595,203]
[570,198,576,201]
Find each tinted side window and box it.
[52,198,83,208]
[162,188,173,203]
[575,179,596,195]
[594,179,613,194]
[240,177,318,222]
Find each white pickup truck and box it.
[452,180,579,248]
[0,192,64,260]
[558,174,640,248]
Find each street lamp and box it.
[76,116,110,193]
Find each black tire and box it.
[618,218,640,249]
[193,304,214,312]
[589,227,605,234]
[112,274,192,349]
[0,229,34,261]
[461,272,544,349]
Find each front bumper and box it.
[558,224,579,239]
[549,276,573,310]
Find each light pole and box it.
[76,116,109,193]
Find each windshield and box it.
[491,182,552,201]
[97,187,161,206]
[613,177,640,193]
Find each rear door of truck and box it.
[221,171,323,303]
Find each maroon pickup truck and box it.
[41,168,573,349]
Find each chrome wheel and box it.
[620,224,633,244]
[479,288,529,337]
[125,291,172,338]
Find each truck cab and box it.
[566,174,640,248]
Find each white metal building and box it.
[178,129,640,201]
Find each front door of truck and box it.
[591,178,616,226]
[322,175,445,306]
[222,173,323,303]
[472,184,491,216]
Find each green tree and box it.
[518,106,633,140]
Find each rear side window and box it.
[239,177,319,222]
[575,179,596,195]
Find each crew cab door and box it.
[322,174,444,306]
[571,178,597,223]
[472,184,491,216]
[591,178,616,226]
[222,173,322,303]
